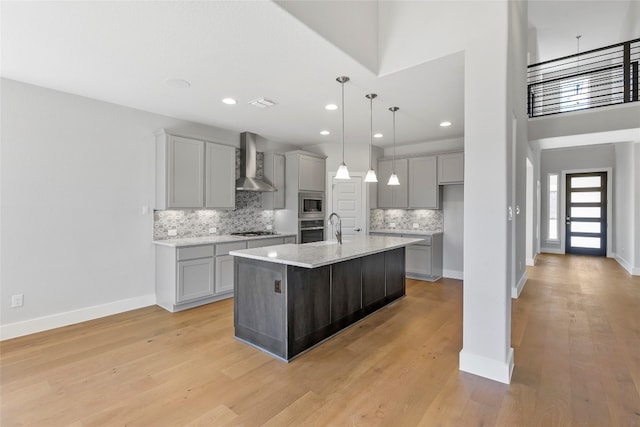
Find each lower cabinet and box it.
[156,236,296,312]
[177,258,215,303]
[370,232,443,281]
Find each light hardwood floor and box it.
[2,254,639,426]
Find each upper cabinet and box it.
[437,152,464,184]
[285,151,326,193]
[205,142,235,209]
[262,152,286,209]
[298,154,326,192]
[409,156,441,209]
[156,130,235,210]
[377,158,408,208]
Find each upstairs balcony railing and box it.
[527,38,639,117]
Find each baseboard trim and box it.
[459,347,514,384]
[540,247,564,255]
[0,294,157,341]
[614,254,639,276]
[443,269,463,280]
[512,271,527,299]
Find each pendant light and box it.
[335,76,351,180]
[387,107,400,186]
[364,93,378,183]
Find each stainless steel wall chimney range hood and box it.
[236,132,276,192]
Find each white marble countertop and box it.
[369,229,443,236]
[153,232,297,248]
[230,235,426,268]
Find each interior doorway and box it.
[327,173,366,239]
[565,172,607,256]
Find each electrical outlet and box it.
[413,223,419,229]
[266,224,273,230]
[274,280,281,294]
[167,229,177,237]
[11,294,24,308]
[209,227,217,234]
[390,222,396,228]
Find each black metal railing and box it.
[527,38,639,117]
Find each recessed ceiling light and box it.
[373,133,383,138]
[325,104,338,111]
[440,121,452,127]
[249,97,276,108]
[222,98,237,105]
[165,78,191,89]
[320,130,330,136]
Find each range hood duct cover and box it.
[236,132,276,192]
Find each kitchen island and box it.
[230,235,425,361]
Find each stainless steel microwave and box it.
[299,192,324,218]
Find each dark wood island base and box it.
[233,247,406,361]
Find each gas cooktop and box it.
[230,231,278,237]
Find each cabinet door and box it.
[262,153,286,210]
[177,258,214,303]
[377,160,394,208]
[299,155,325,192]
[168,136,205,208]
[438,152,464,184]
[409,156,439,209]
[405,244,432,276]
[215,255,235,294]
[205,143,236,209]
[284,236,296,244]
[392,159,409,208]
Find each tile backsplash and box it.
[369,209,443,231]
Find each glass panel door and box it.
[565,172,607,256]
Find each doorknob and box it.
[355,228,362,232]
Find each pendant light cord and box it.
[341,79,345,164]
[369,96,373,169]
[392,108,397,173]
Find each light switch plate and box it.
[168,229,177,236]
[11,294,23,308]
[209,227,217,234]
[413,223,419,229]
[266,224,273,230]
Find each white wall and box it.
[635,144,640,271]
[614,142,636,272]
[0,79,239,338]
[442,185,463,279]
[383,137,464,157]
[620,0,640,41]
[540,144,615,253]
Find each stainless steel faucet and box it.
[328,212,342,244]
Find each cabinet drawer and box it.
[215,241,247,256]
[177,245,214,261]
[248,237,284,249]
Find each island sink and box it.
[230,235,424,361]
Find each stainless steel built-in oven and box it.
[299,192,324,218]
[299,219,325,243]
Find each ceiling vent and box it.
[249,97,276,108]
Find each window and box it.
[560,77,590,112]
[548,173,559,241]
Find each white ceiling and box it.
[1,1,635,149]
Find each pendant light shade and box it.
[388,106,400,186]
[335,76,350,180]
[364,93,378,183]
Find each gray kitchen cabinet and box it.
[283,236,296,244]
[369,232,443,281]
[215,256,235,294]
[298,153,326,192]
[155,129,236,210]
[177,258,215,303]
[409,156,441,209]
[438,152,464,184]
[262,153,286,209]
[205,142,235,209]
[156,131,205,209]
[377,158,408,208]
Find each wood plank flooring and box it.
[1,254,639,426]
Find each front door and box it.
[565,172,607,256]
[331,175,364,238]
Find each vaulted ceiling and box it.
[1,1,635,149]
